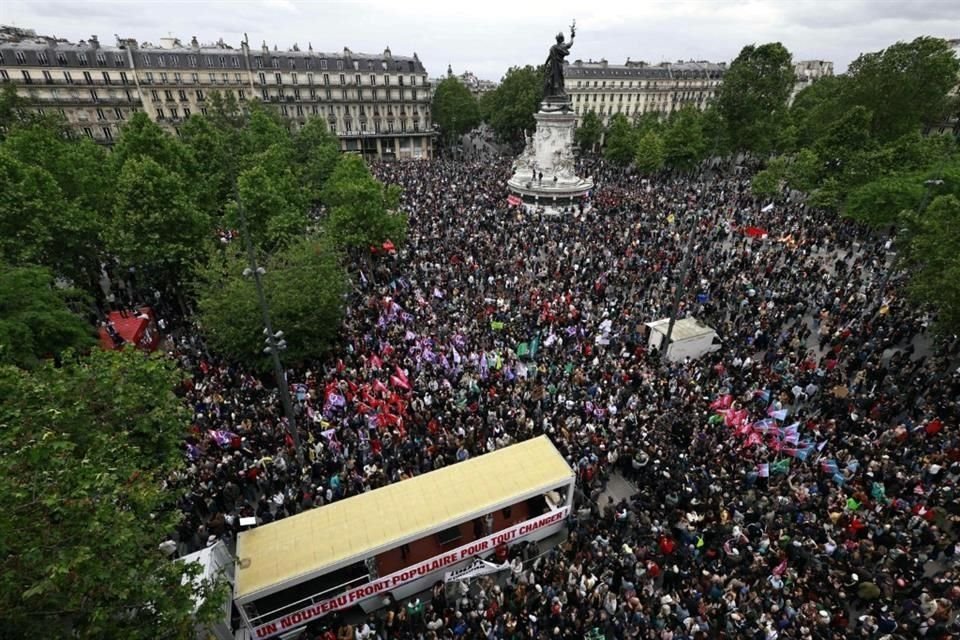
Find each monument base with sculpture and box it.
[506,105,594,216]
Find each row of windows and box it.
[146,88,242,102]
[255,71,423,87]
[252,55,419,76]
[141,71,245,85]
[2,49,125,67]
[574,91,712,103]
[1,49,427,81]
[255,85,421,102]
[140,52,242,69]
[572,79,721,89]
[3,64,429,93]
[575,104,677,117]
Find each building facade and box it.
[0,26,434,159]
[564,58,726,126]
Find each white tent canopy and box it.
[645,317,721,362]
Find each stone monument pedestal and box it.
[507,100,593,215]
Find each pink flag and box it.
[772,559,788,576]
[710,394,733,410]
[369,354,383,370]
[757,463,770,478]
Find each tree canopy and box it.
[842,37,960,143]
[716,42,795,154]
[480,65,543,146]
[603,114,638,167]
[322,154,406,251]
[574,110,604,152]
[633,130,665,175]
[431,77,482,146]
[0,349,227,638]
[197,235,346,368]
[662,107,707,172]
[0,264,95,369]
[109,156,211,296]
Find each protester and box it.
[167,155,960,640]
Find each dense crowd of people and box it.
[163,154,960,639]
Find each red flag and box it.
[382,240,396,253]
[394,365,409,387]
[926,419,943,436]
[369,354,383,370]
[390,375,411,391]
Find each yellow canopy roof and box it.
[235,436,573,600]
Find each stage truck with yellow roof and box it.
[223,436,575,639]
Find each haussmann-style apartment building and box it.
[0,26,435,160]
[564,58,727,126]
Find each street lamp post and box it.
[236,201,304,466]
[663,208,699,358]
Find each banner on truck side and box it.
[251,506,570,639]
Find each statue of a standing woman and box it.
[543,20,576,100]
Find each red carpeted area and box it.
[98,307,160,351]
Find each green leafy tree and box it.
[603,114,638,167]
[0,152,71,270]
[207,88,246,130]
[814,105,875,184]
[574,110,604,153]
[632,112,663,136]
[110,157,211,294]
[231,144,310,252]
[842,37,960,143]
[1,122,110,289]
[239,102,293,158]
[293,116,342,206]
[481,65,543,146]
[663,107,707,171]
[845,174,925,227]
[717,42,795,153]
[786,148,822,193]
[0,348,227,638]
[0,84,30,139]
[699,106,730,157]
[197,236,346,367]
[322,154,406,250]
[0,264,95,369]
[901,194,960,332]
[789,76,847,148]
[179,114,236,218]
[431,77,482,146]
[111,112,196,178]
[751,157,788,197]
[634,130,665,174]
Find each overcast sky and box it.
[5,0,959,80]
